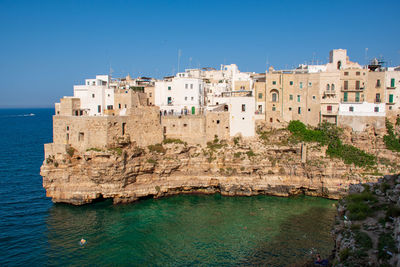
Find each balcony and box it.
[387,86,396,90]
[323,90,336,96]
[341,86,364,92]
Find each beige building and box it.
[265,69,321,126]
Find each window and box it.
[391,78,395,87]
[297,95,300,102]
[289,95,293,100]
[185,84,188,89]
[216,120,220,124]
[183,123,187,127]
[327,105,332,112]
[376,79,381,88]
[308,82,312,86]
[344,81,348,90]
[374,107,379,112]
[185,97,187,101]
[355,92,360,102]
[119,104,121,109]
[326,84,330,91]
[312,95,316,100]
[272,106,276,111]
[344,72,349,76]
[290,81,293,85]
[343,92,348,102]
[272,81,276,85]
[337,61,341,70]
[258,105,262,113]
[149,93,152,97]
[390,106,393,110]
[98,105,101,113]
[299,82,303,89]
[289,107,292,111]
[298,107,301,114]
[356,72,360,76]
[190,84,193,89]
[168,86,171,90]
[241,104,246,112]
[349,106,354,112]
[167,97,172,104]
[191,97,194,101]
[272,93,278,102]
[308,108,311,112]
[389,94,394,103]
[92,94,95,98]
[376,93,381,103]
[355,80,360,89]
[122,123,126,135]
[78,132,84,142]
[258,93,263,99]
[124,104,127,108]
[331,84,335,90]
[66,126,69,131]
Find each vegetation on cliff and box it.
[384,119,400,152]
[288,120,376,167]
[333,175,400,266]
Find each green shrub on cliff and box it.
[345,190,377,220]
[383,120,400,152]
[288,120,375,167]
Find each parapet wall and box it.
[50,106,163,153]
[161,112,230,145]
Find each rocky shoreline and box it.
[331,174,400,266]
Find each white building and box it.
[73,75,114,116]
[208,91,255,137]
[338,102,386,117]
[154,74,204,115]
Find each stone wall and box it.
[161,112,230,145]
[338,115,385,132]
[50,106,163,153]
[161,115,206,145]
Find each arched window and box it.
[337,61,341,70]
[326,84,330,91]
[270,89,279,102]
[331,84,335,90]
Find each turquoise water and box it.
[0,108,337,266]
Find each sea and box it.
[0,108,337,266]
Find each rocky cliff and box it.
[332,174,400,266]
[40,125,399,205]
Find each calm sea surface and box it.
[0,108,337,266]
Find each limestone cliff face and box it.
[41,126,399,205]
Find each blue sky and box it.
[0,0,399,107]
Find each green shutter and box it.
[389,94,394,103]
[355,92,360,102]
[391,78,395,88]
[344,92,348,102]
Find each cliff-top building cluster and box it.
[46,49,400,157]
